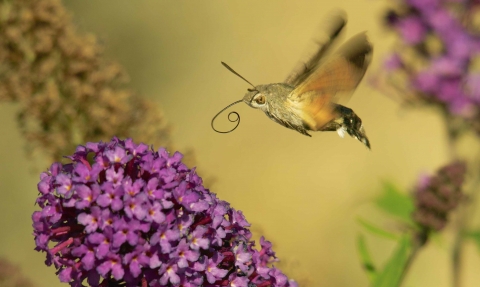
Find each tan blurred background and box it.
[1,0,479,286]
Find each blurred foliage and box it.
[465,230,480,253]
[357,217,400,240]
[357,160,468,287]
[0,0,176,164]
[374,182,414,226]
[357,182,415,287]
[0,257,36,287]
[366,0,480,285]
[370,235,411,287]
[357,234,377,282]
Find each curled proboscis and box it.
[211,100,243,133]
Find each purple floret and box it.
[380,0,480,128]
[32,137,297,287]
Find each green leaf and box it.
[372,235,412,287]
[357,234,377,282]
[375,181,415,225]
[357,217,400,240]
[464,230,480,253]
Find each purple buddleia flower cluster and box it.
[32,137,297,287]
[412,161,466,231]
[378,0,480,134]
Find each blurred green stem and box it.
[451,168,480,287]
[443,112,480,287]
[452,208,465,287]
[444,114,459,160]
[398,229,428,287]
[443,112,464,287]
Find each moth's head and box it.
[243,85,268,110]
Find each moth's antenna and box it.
[211,99,244,134]
[221,62,256,89]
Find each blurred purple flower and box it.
[413,161,466,231]
[396,16,427,44]
[465,74,480,103]
[379,0,480,132]
[406,0,440,11]
[430,57,464,77]
[32,137,297,287]
[384,53,403,71]
[413,72,440,94]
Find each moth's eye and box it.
[253,94,266,105]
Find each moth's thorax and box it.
[242,83,294,110]
[242,83,307,133]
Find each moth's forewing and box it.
[292,32,372,100]
[285,12,347,87]
[287,32,373,131]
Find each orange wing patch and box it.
[308,97,336,130]
[290,92,336,131]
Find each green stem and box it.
[442,113,463,287]
[452,209,465,287]
[443,114,459,160]
[443,110,480,287]
[437,112,468,287]
[452,168,480,287]
[398,228,429,287]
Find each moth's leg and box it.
[318,104,346,133]
[318,120,341,132]
[319,118,348,140]
[320,104,371,149]
[296,126,312,137]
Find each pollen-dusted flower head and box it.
[0,0,172,163]
[412,161,466,231]
[32,138,297,287]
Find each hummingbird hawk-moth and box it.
[211,14,372,149]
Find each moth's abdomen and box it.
[319,105,371,149]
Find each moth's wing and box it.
[288,32,373,130]
[292,32,373,100]
[284,12,347,87]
